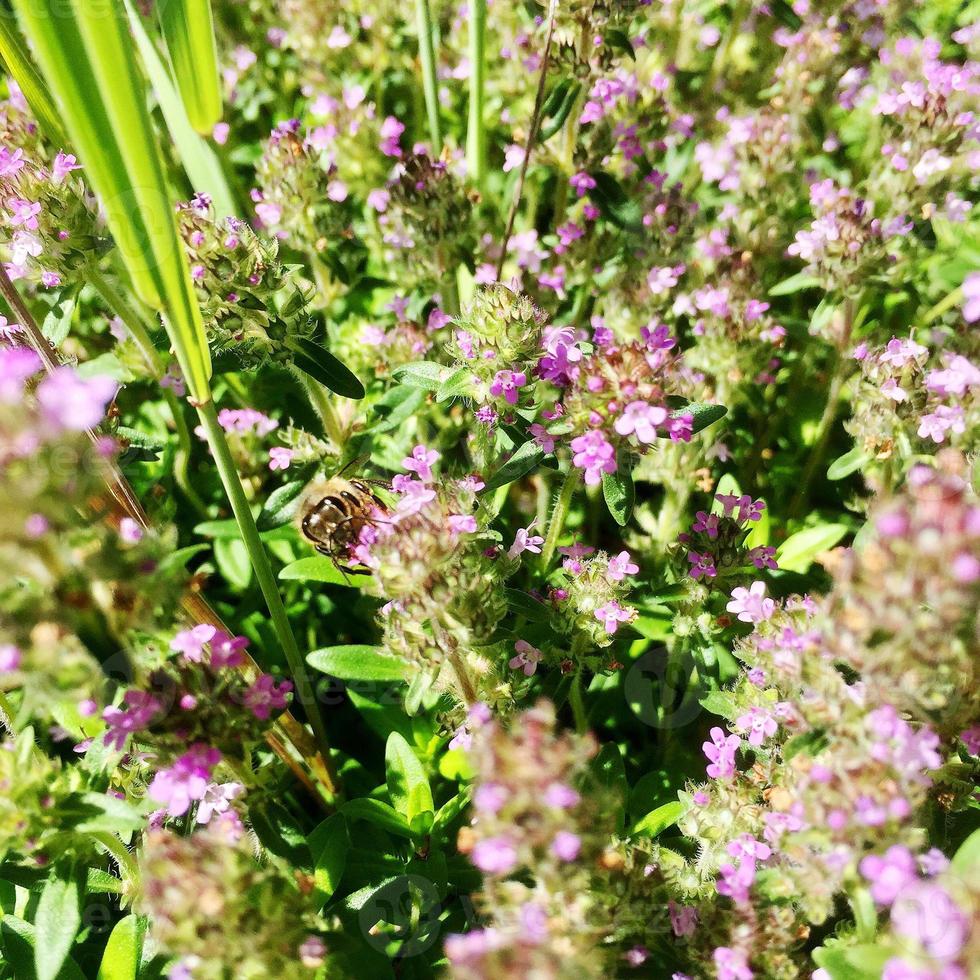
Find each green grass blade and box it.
[157,0,222,135]
[13,0,213,402]
[126,0,236,217]
[0,11,67,148]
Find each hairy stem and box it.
[540,465,579,571]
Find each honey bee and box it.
[298,460,389,570]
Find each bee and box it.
[298,459,389,570]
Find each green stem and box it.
[90,831,139,883]
[296,370,346,449]
[90,268,163,375]
[466,0,486,189]
[195,400,336,783]
[415,0,442,152]
[569,665,587,734]
[539,465,579,570]
[91,269,205,515]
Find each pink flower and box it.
[962,271,980,323]
[103,691,162,749]
[925,354,980,396]
[879,336,928,367]
[7,198,40,230]
[170,624,217,662]
[550,830,582,861]
[529,423,556,453]
[216,408,277,436]
[595,600,632,634]
[471,836,518,874]
[571,430,617,486]
[52,152,81,182]
[508,523,544,559]
[713,946,753,980]
[917,405,965,443]
[669,902,698,937]
[395,480,437,516]
[614,401,668,444]
[379,116,405,157]
[859,846,917,905]
[148,745,221,817]
[607,550,638,581]
[703,726,740,779]
[403,444,440,482]
[0,644,22,672]
[210,630,250,669]
[735,706,777,747]
[118,518,143,543]
[196,781,243,824]
[502,144,525,173]
[269,447,295,471]
[890,883,968,961]
[569,171,596,196]
[726,582,775,624]
[243,674,292,720]
[543,782,580,808]
[36,368,116,431]
[509,639,543,676]
[489,369,527,405]
[880,377,909,402]
[448,514,477,535]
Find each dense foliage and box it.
[0,0,978,978]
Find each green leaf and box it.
[386,732,434,825]
[0,12,68,146]
[14,0,213,402]
[157,0,221,135]
[257,479,308,531]
[504,588,551,623]
[602,462,635,526]
[827,446,871,481]
[280,556,359,587]
[539,78,582,141]
[96,915,141,980]
[214,537,253,591]
[40,292,76,346]
[775,524,849,573]
[291,339,365,399]
[483,440,545,493]
[307,645,409,682]
[604,28,635,60]
[436,365,475,402]
[366,387,426,434]
[125,0,234,217]
[952,828,980,875]
[590,743,627,830]
[35,870,82,980]
[768,271,821,296]
[587,171,644,231]
[340,798,413,839]
[391,360,454,390]
[681,402,728,435]
[630,800,686,837]
[812,943,891,980]
[308,813,348,904]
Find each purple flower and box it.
[747,546,778,570]
[687,551,717,579]
[569,171,596,196]
[209,630,249,668]
[891,882,968,961]
[550,830,582,861]
[692,511,721,539]
[713,946,753,980]
[471,835,518,874]
[925,354,980,396]
[917,405,965,443]
[379,116,405,157]
[543,782,580,809]
[243,674,292,720]
[529,423,556,453]
[473,782,509,814]
[148,745,221,817]
[102,691,162,749]
[735,706,777,747]
[448,514,477,536]
[489,369,527,405]
[703,726,740,780]
[669,901,698,937]
[36,367,116,431]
